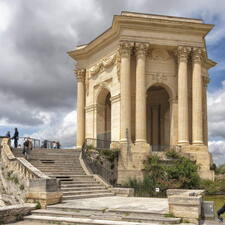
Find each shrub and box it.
[124,151,200,197]
[200,179,225,195]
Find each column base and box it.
[120,138,127,143]
[192,141,204,145]
[135,139,147,143]
[178,141,189,145]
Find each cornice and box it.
[68,13,214,61]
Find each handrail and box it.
[1,138,49,179]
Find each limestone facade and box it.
[69,12,216,182]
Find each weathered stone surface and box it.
[0,203,35,224]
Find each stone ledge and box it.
[0,203,35,224]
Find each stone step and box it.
[37,169,84,172]
[24,215,161,225]
[61,186,104,191]
[45,171,85,175]
[30,209,181,224]
[46,173,85,176]
[62,192,114,200]
[62,189,109,196]
[60,182,100,186]
[32,165,81,169]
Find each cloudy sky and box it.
[0,0,225,164]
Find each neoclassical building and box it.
[69,12,216,182]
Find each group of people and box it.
[41,140,61,149]
[5,128,19,148]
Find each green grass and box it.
[204,195,225,219]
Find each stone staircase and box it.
[11,148,189,224]
[13,148,114,200]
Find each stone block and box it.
[26,191,62,208]
[112,187,134,197]
[29,178,59,192]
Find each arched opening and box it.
[146,86,170,151]
[96,88,111,148]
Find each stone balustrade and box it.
[0,138,62,208]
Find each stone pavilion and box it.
[68,11,216,182]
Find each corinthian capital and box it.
[177,46,191,63]
[135,42,150,58]
[119,41,134,58]
[75,68,85,82]
[192,47,205,64]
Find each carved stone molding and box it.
[177,46,191,63]
[135,42,150,58]
[85,104,97,112]
[151,48,170,61]
[75,68,85,82]
[192,47,205,64]
[110,94,121,103]
[89,53,117,76]
[119,41,134,58]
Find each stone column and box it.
[119,41,134,142]
[177,46,191,145]
[135,42,149,143]
[76,69,85,148]
[192,48,204,145]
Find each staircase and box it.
[11,148,190,224]
[13,148,114,200]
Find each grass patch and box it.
[164,213,175,218]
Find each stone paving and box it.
[50,196,169,214]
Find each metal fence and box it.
[82,138,118,185]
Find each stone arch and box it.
[96,86,111,148]
[146,84,171,151]
[146,82,174,100]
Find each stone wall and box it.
[0,138,62,208]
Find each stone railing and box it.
[0,138,62,208]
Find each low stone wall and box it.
[167,189,205,225]
[0,138,62,208]
[0,203,35,224]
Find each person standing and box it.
[12,128,19,148]
[6,131,10,138]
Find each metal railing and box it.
[81,139,119,186]
[11,137,60,149]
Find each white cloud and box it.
[28,110,76,148]
[209,141,225,165]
